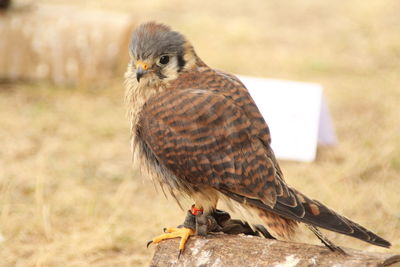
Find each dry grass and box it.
[1,0,400,266]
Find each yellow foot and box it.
[147,227,194,257]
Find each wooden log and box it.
[150,234,400,267]
[0,3,135,85]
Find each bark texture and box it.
[150,234,400,267]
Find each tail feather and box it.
[306,224,346,253]
[220,188,391,248]
[287,190,391,248]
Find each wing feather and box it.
[137,86,390,248]
[138,88,286,208]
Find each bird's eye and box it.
[159,55,170,65]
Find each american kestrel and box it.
[124,22,390,255]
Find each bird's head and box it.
[127,22,198,86]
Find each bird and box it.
[124,21,390,255]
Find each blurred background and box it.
[0,0,399,266]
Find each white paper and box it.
[238,76,336,162]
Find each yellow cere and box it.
[136,61,149,70]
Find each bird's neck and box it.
[124,63,165,139]
[182,42,208,71]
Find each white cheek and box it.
[124,62,135,78]
[161,57,179,81]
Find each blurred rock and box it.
[0,3,135,85]
[150,234,400,267]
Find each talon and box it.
[146,240,153,248]
[178,249,183,259]
[164,227,180,233]
[148,227,194,254]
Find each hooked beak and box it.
[135,61,149,82]
[136,67,145,82]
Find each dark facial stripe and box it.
[156,68,167,79]
[177,54,186,72]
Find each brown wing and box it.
[137,87,390,248]
[138,88,287,208]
